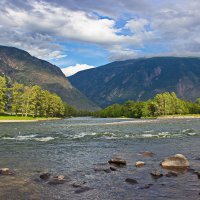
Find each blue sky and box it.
[0,0,200,76]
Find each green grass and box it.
[158,114,200,118]
[0,115,60,121]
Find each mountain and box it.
[0,45,99,111]
[69,57,200,108]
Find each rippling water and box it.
[0,117,200,200]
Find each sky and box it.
[0,0,200,76]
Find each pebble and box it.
[150,170,163,179]
[108,158,127,166]
[39,172,51,180]
[135,161,145,167]
[0,168,14,175]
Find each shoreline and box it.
[0,120,40,123]
[0,118,61,123]
[0,115,200,123]
[107,115,200,120]
[158,115,200,119]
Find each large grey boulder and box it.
[161,154,190,169]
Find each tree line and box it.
[94,92,200,118]
[0,76,84,117]
[2,75,199,119]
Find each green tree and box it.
[94,91,199,119]
[153,92,175,115]
[28,85,44,117]
[130,102,144,118]
[0,76,7,113]
[46,93,64,117]
[11,83,24,115]
[21,86,32,117]
[122,101,135,118]
[64,103,77,117]
[196,98,200,105]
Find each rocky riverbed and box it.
[1,151,200,200]
[0,117,200,199]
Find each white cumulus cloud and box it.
[61,64,95,77]
[1,0,200,63]
[0,1,150,62]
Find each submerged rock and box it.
[0,168,14,175]
[165,171,178,177]
[135,161,145,167]
[150,170,163,179]
[94,167,111,173]
[194,157,200,161]
[141,151,155,157]
[140,184,153,189]
[161,154,190,169]
[110,166,117,171]
[74,186,91,194]
[108,158,126,166]
[39,172,51,180]
[72,181,86,188]
[187,168,196,173]
[196,172,200,179]
[48,175,66,185]
[125,178,138,185]
[94,165,117,173]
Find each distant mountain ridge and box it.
[0,45,99,111]
[69,57,200,108]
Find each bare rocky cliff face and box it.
[69,57,200,108]
[0,45,99,111]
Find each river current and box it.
[0,117,200,200]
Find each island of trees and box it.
[94,92,200,118]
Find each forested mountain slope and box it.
[69,57,200,108]
[0,46,99,111]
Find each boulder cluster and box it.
[1,152,200,195]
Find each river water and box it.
[0,117,200,200]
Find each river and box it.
[0,117,200,200]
